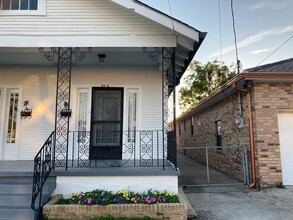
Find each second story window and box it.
[0,0,38,10]
[0,0,45,15]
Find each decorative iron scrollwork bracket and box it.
[142,47,162,63]
[39,47,92,66]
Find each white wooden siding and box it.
[0,67,56,160]
[0,0,176,47]
[71,66,162,131]
[0,66,162,160]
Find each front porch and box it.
[0,160,179,177]
[0,159,180,220]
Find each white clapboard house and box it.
[0,0,205,219]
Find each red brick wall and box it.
[176,82,293,187]
[253,82,293,187]
[176,92,250,182]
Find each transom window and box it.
[0,0,38,10]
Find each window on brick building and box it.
[215,120,222,147]
[183,119,186,131]
[190,116,194,136]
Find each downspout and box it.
[233,82,256,188]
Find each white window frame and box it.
[127,89,138,143]
[75,88,91,132]
[0,0,46,16]
[0,87,22,160]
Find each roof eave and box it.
[176,32,207,85]
[177,72,293,122]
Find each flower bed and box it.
[43,189,188,220]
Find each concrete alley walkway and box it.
[184,186,293,220]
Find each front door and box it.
[3,89,20,160]
[90,88,123,159]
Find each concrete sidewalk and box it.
[184,186,293,220]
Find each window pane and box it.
[7,93,19,144]
[78,92,88,143]
[78,92,88,132]
[2,0,11,10]
[20,0,28,9]
[11,0,19,9]
[29,0,37,10]
[128,92,137,142]
[96,92,121,121]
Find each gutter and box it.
[233,81,256,188]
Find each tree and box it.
[179,60,237,112]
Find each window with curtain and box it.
[77,91,88,143]
[128,90,137,142]
[6,92,18,144]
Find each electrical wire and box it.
[257,34,293,66]
[218,0,223,62]
[230,0,240,74]
[168,0,175,34]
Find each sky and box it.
[140,0,293,70]
[140,0,293,115]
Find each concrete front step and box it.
[0,208,35,220]
[0,184,32,194]
[0,195,32,207]
[0,176,56,220]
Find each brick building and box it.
[176,58,293,188]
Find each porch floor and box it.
[0,160,34,176]
[0,160,180,177]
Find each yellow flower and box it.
[169,193,173,196]
[134,192,137,195]
[73,192,77,196]
[131,197,135,201]
[165,193,168,196]
[126,197,130,200]
[154,192,158,195]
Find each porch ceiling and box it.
[0,47,159,67]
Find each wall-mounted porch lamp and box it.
[97,54,106,63]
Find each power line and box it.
[257,34,293,66]
[218,0,223,62]
[168,0,175,34]
[230,0,240,74]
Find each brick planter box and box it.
[43,194,188,220]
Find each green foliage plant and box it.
[179,60,237,112]
[55,189,179,206]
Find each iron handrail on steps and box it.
[31,131,55,218]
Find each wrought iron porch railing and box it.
[31,129,176,217]
[54,130,168,169]
[31,131,55,217]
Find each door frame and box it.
[277,110,293,185]
[0,88,3,159]
[90,87,124,160]
[0,87,22,160]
